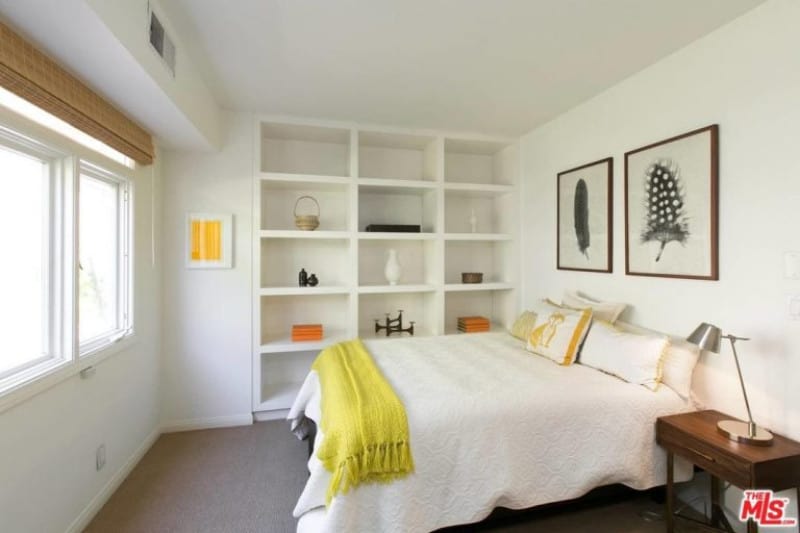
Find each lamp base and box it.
[717,420,773,446]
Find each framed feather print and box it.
[624,125,718,280]
[557,157,613,273]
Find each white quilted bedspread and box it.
[288,332,692,533]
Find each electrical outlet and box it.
[96,444,106,471]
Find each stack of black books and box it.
[364,224,421,232]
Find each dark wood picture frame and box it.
[557,157,613,273]
[624,125,718,280]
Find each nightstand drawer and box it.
[658,423,751,487]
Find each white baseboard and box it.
[65,427,160,533]
[160,413,254,433]
[253,408,289,422]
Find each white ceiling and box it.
[0,0,211,150]
[162,0,765,137]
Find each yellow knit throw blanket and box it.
[312,338,414,505]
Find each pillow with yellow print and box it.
[525,307,593,365]
[509,299,563,341]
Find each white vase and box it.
[384,248,401,285]
[469,208,478,233]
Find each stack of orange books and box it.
[291,324,323,342]
[457,316,490,333]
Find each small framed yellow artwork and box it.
[186,213,233,268]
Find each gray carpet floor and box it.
[85,421,308,533]
[85,420,705,533]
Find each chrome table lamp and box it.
[686,322,773,446]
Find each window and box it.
[0,124,133,401]
[0,143,53,379]
[79,165,131,355]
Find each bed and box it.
[288,331,694,533]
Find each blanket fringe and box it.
[325,441,414,505]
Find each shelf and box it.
[260,238,350,287]
[443,187,515,233]
[260,286,350,296]
[358,284,436,294]
[260,230,350,239]
[358,327,435,341]
[358,177,438,193]
[359,181,437,233]
[262,122,351,143]
[444,282,514,292]
[444,137,516,185]
[358,238,437,286]
[260,178,350,231]
[445,240,512,286]
[260,172,351,190]
[260,329,350,353]
[359,292,438,337]
[443,182,514,197]
[444,291,516,335]
[260,294,350,350]
[443,233,512,241]
[444,323,504,336]
[444,138,511,155]
[260,122,351,176]
[358,131,437,181]
[358,232,436,240]
[255,124,518,417]
[256,381,303,411]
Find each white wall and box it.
[160,112,254,429]
[0,135,163,531]
[83,0,222,149]
[520,0,799,526]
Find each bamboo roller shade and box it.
[0,21,154,165]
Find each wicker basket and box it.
[461,272,483,284]
[294,195,320,231]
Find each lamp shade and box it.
[687,322,722,353]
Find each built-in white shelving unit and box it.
[253,118,519,414]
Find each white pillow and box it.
[562,290,627,323]
[526,306,593,366]
[616,321,700,399]
[579,321,668,390]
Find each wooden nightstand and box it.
[657,410,800,533]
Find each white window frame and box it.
[0,109,135,413]
[0,126,76,394]
[78,163,134,357]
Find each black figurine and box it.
[298,268,308,287]
[375,310,415,337]
[307,274,319,287]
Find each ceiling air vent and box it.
[148,9,176,76]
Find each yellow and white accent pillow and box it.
[525,307,592,365]
[579,320,669,390]
[509,300,566,341]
